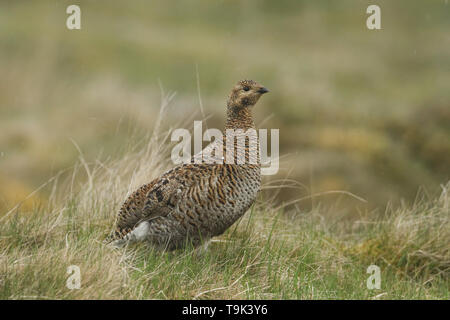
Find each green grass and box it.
[1,115,448,299]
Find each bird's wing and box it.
[109,164,210,241]
[108,179,158,241]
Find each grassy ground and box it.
[0,1,449,299]
[1,112,448,299]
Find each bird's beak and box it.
[258,87,269,94]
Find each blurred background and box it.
[0,0,449,216]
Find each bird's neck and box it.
[225,106,255,130]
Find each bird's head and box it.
[227,80,269,110]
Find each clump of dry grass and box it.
[345,183,450,280]
[0,94,178,299]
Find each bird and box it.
[107,80,269,250]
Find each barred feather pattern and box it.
[108,80,267,250]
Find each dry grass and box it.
[345,184,450,280]
[0,99,448,299]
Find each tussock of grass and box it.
[345,184,450,280]
[0,100,448,299]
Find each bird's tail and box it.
[104,228,131,246]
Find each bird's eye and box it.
[243,86,250,91]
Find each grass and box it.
[1,102,448,299]
[0,0,449,300]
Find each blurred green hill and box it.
[0,0,449,215]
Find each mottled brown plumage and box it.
[108,80,269,250]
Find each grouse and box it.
[108,80,269,250]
